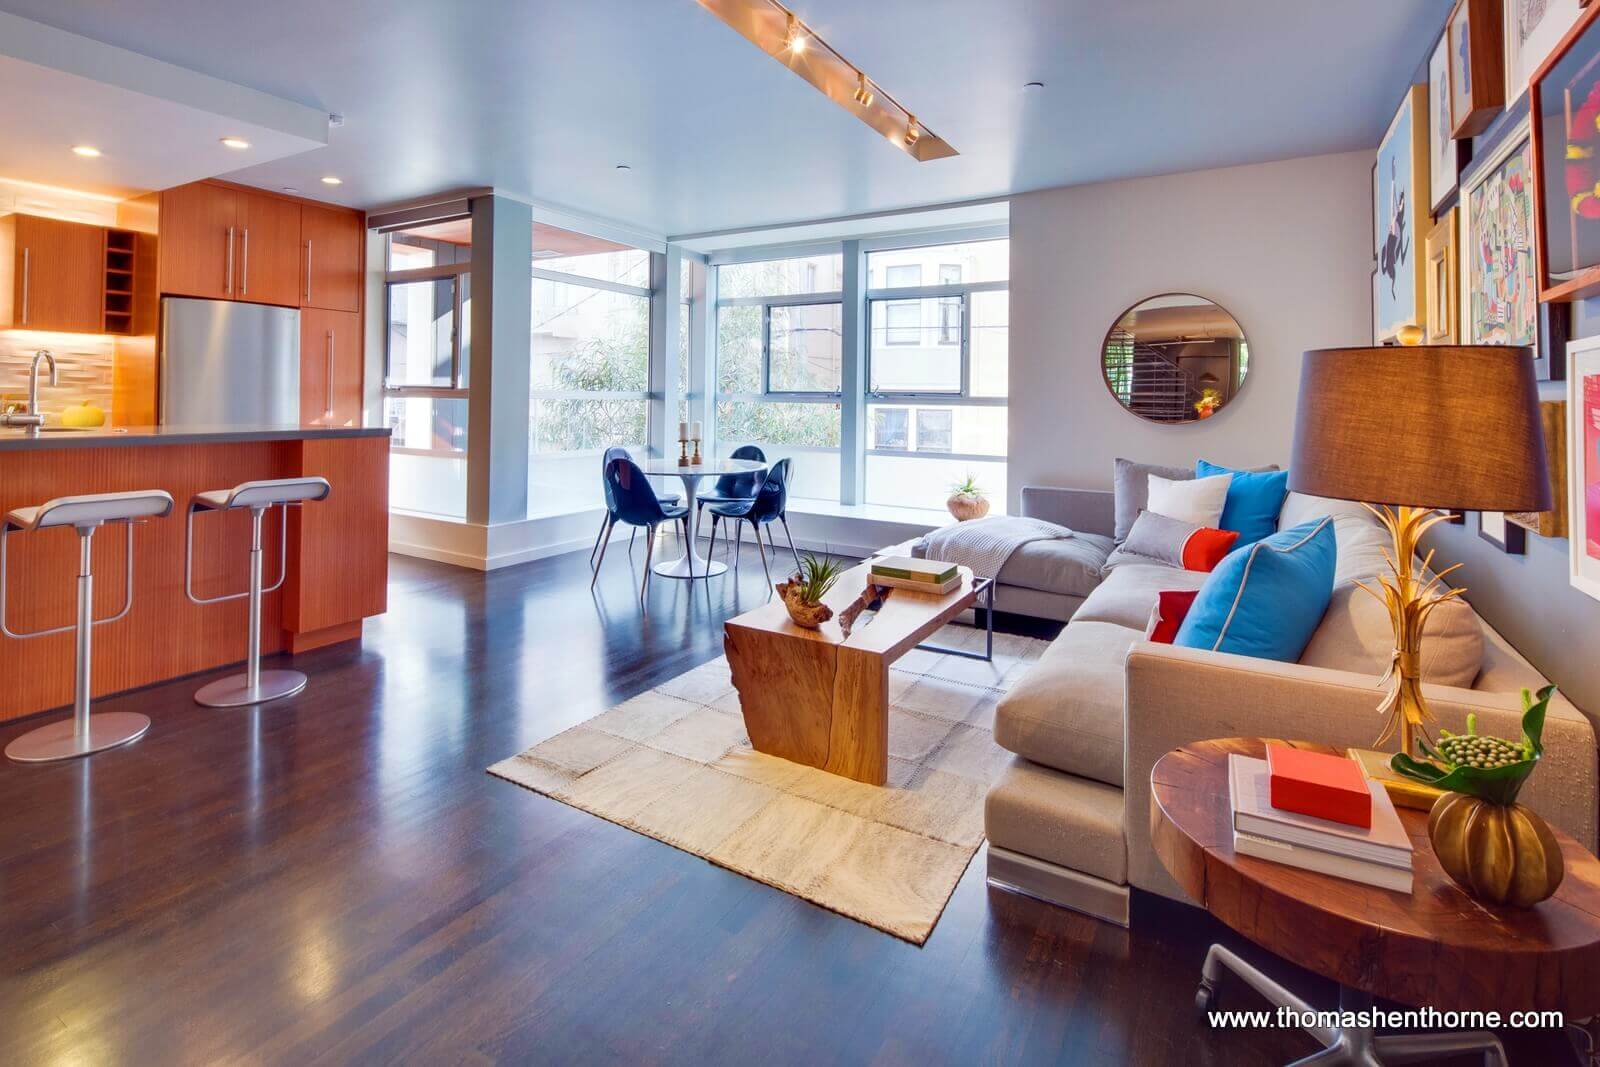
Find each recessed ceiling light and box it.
[220,136,251,150]
[71,145,101,158]
[320,176,342,185]
[282,187,300,194]
[615,164,631,171]
[1024,81,1045,90]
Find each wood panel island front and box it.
[0,425,388,723]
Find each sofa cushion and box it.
[1174,517,1337,662]
[994,531,1115,597]
[1114,510,1238,572]
[1113,458,1193,541]
[1146,472,1232,527]
[985,756,1128,883]
[1198,459,1290,546]
[1076,563,1210,630]
[994,621,1143,786]
[1299,582,1484,687]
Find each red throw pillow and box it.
[1146,589,1201,644]
[1181,527,1240,572]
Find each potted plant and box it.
[1194,388,1222,419]
[1390,685,1565,908]
[947,474,991,521]
[775,550,848,629]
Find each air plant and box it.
[789,549,847,606]
[950,474,984,498]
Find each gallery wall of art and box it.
[1395,0,1600,715]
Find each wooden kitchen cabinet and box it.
[299,203,363,313]
[158,181,302,307]
[300,307,363,426]
[0,214,108,332]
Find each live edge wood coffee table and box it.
[724,562,981,785]
[1151,738,1600,1066]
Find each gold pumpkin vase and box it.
[1428,792,1564,909]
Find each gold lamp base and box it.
[1349,747,1443,811]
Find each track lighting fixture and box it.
[853,72,874,107]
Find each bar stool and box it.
[185,477,330,707]
[1,490,175,763]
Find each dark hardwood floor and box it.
[0,542,1575,1064]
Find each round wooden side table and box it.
[1150,738,1600,1066]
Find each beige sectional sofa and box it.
[984,486,1600,925]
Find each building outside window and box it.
[864,239,1008,511]
[714,253,843,502]
[381,221,472,518]
[528,240,652,517]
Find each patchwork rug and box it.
[489,623,1048,943]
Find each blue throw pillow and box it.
[1173,517,1337,663]
[1197,459,1290,546]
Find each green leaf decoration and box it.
[1388,685,1556,806]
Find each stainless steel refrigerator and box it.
[159,297,301,427]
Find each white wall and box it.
[1007,150,1373,508]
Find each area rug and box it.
[488,624,1048,943]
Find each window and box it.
[528,244,652,517]
[864,239,1009,511]
[382,222,473,518]
[715,254,843,503]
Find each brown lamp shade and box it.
[1289,346,1551,512]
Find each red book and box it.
[1265,744,1371,829]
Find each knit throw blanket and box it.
[919,515,1075,580]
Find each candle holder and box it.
[691,438,702,466]
[677,437,690,466]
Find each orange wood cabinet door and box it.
[300,204,362,313]
[300,307,363,426]
[235,191,301,308]
[1,215,106,332]
[158,182,237,300]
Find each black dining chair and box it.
[590,445,680,572]
[695,444,765,519]
[593,456,691,599]
[706,458,796,586]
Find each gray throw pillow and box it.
[1113,458,1194,542]
[1115,510,1199,569]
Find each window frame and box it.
[382,260,472,459]
[717,287,845,401]
[865,278,1008,403]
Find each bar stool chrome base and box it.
[194,669,308,708]
[4,711,151,763]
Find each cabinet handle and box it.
[325,329,335,419]
[19,248,29,325]
[305,239,313,304]
[241,228,250,295]
[225,227,235,295]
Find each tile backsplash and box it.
[0,332,116,418]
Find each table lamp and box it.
[1288,345,1550,783]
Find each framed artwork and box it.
[1371,268,1382,344]
[1460,114,1572,378]
[1567,336,1600,600]
[1508,398,1569,536]
[1430,34,1468,212]
[1449,0,1507,138]
[1376,85,1430,341]
[1506,0,1586,106]
[1530,3,1600,301]
[1425,209,1459,343]
[1372,161,1382,262]
[1479,510,1529,552]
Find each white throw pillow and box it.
[1146,472,1231,528]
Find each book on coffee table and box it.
[1228,754,1412,889]
[869,556,958,586]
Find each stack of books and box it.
[868,556,961,594]
[1228,752,1414,892]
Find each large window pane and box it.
[769,303,842,392]
[386,278,457,387]
[537,249,650,287]
[866,239,1008,287]
[970,289,1009,397]
[866,454,1007,513]
[385,396,468,518]
[716,305,763,393]
[715,399,840,448]
[532,280,648,391]
[868,404,1006,456]
[386,220,471,271]
[869,298,961,392]
[718,254,843,298]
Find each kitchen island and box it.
[0,425,389,723]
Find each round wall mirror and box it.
[1101,294,1249,423]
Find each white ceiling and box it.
[0,0,1449,240]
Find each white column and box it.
[466,195,533,525]
[838,239,867,505]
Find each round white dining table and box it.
[634,457,767,579]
